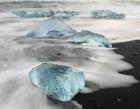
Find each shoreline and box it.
[74,40,140,109]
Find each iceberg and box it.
[12,9,79,19]
[91,10,125,19]
[27,18,77,38]
[68,30,112,48]
[53,11,79,19]
[29,63,85,101]
[12,9,53,18]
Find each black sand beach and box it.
[74,40,140,109]
[0,1,140,109]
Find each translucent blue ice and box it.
[12,9,79,19]
[91,10,125,19]
[12,9,53,18]
[68,30,112,48]
[53,11,79,19]
[29,63,85,101]
[27,18,77,38]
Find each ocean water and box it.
[0,1,139,109]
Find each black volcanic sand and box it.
[73,40,140,109]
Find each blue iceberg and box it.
[27,18,77,38]
[12,9,53,18]
[91,10,125,19]
[53,11,79,19]
[12,9,79,19]
[68,30,112,48]
[29,63,85,101]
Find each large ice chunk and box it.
[27,18,77,38]
[12,9,53,18]
[12,9,79,19]
[91,10,125,19]
[68,30,112,48]
[29,63,85,101]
